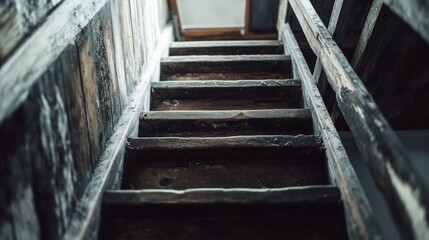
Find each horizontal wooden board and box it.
[150,80,303,111]
[139,109,313,137]
[161,55,291,80]
[123,136,328,189]
[169,40,283,55]
[104,185,340,204]
[99,195,347,240]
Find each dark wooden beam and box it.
[279,23,382,240]
[384,0,429,44]
[351,4,429,130]
[286,0,429,238]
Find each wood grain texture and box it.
[151,80,303,111]
[161,55,292,80]
[139,109,313,137]
[104,186,340,204]
[124,135,327,190]
[287,0,429,238]
[0,0,111,123]
[76,25,104,169]
[280,23,382,240]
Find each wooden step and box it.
[150,80,303,111]
[99,186,348,240]
[161,55,291,80]
[169,40,284,56]
[122,136,328,190]
[139,109,313,137]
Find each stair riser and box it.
[139,118,313,137]
[161,56,291,80]
[169,46,284,56]
[99,203,348,240]
[123,146,328,190]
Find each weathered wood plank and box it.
[124,136,327,189]
[0,0,23,61]
[61,44,93,199]
[286,0,429,238]
[76,25,103,169]
[104,186,340,204]
[280,23,382,240]
[0,0,111,123]
[110,0,128,110]
[111,0,136,96]
[384,0,429,44]
[151,80,303,111]
[169,40,283,55]
[161,55,292,80]
[62,23,174,240]
[139,109,313,137]
[99,196,347,240]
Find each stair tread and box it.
[139,109,313,137]
[152,79,300,88]
[170,40,282,48]
[141,109,311,120]
[151,80,303,111]
[126,135,321,150]
[161,55,291,80]
[162,54,290,63]
[104,185,340,205]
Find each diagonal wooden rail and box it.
[279,0,429,239]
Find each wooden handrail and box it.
[281,0,429,239]
[280,23,382,240]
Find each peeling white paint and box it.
[386,162,429,239]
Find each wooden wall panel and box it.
[0,1,171,239]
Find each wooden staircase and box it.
[98,40,350,239]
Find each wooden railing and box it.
[278,0,429,239]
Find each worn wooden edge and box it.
[0,0,112,124]
[103,185,340,205]
[126,135,322,150]
[279,23,383,240]
[170,40,282,48]
[151,79,300,88]
[288,0,429,239]
[61,23,174,240]
[161,54,291,63]
[140,109,311,120]
[384,0,429,44]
